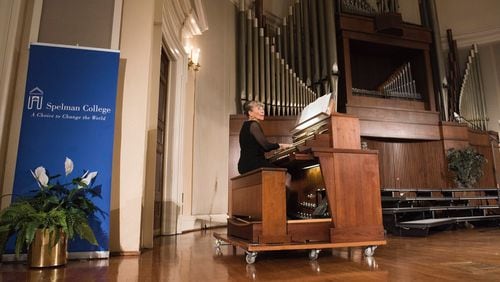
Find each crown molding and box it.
[161,0,210,60]
[229,0,253,10]
[441,27,500,50]
[192,0,208,32]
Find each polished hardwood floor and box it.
[2,226,500,281]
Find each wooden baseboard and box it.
[181,224,227,234]
[110,251,141,257]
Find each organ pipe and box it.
[265,36,271,113]
[238,0,246,104]
[246,10,253,101]
[295,0,304,80]
[238,0,345,116]
[288,6,295,72]
[324,0,339,98]
[310,0,321,95]
[302,0,312,86]
[252,18,259,101]
[258,27,265,103]
[317,0,328,93]
[270,45,276,115]
[458,45,488,130]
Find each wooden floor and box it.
[2,226,500,281]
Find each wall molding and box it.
[229,0,249,10]
[110,0,122,49]
[441,27,500,49]
[162,0,209,59]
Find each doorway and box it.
[154,48,169,236]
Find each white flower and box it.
[79,171,98,188]
[31,166,49,187]
[65,157,74,176]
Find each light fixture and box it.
[185,44,200,71]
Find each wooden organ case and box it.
[339,12,436,113]
[216,110,386,263]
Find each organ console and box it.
[215,95,386,263]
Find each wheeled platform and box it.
[223,115,387,264]
[214,232,385,264]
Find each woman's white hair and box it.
[242,100,264,116]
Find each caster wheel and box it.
[309,249,321,260]
[215,239,222,248]
[364,246,377,257]
[215,246,222,255]
[245,251,258,264]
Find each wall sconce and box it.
[186,45,201,71]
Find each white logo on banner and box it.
[26,86,112,122]
[28,87,44,110]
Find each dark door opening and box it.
[154,48,169,235]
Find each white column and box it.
[111,0,158,253]
[0,0,42,208]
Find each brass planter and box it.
[27,229,67,268]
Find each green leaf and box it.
[15,229,26,258]
[25,222,39,246]
[78,222,98,246]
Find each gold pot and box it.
[27,229,67,268]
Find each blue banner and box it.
[7,43,119,257]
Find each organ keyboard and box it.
[267,93,334,163]
[267,112,329,163]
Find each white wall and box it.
[38,0,115,48]
[398,0,420,25]
[436,0,500,38]
[480,43,500,132]
[264,0,289,18]
[191,0,237,215]
[176,0,237,231]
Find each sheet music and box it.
[297,93,334,125]
[270,93,336,161]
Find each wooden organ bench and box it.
[228,167,290,244]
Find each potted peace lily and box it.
[0,157,103,267]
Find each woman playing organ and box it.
[237,100,291,174]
